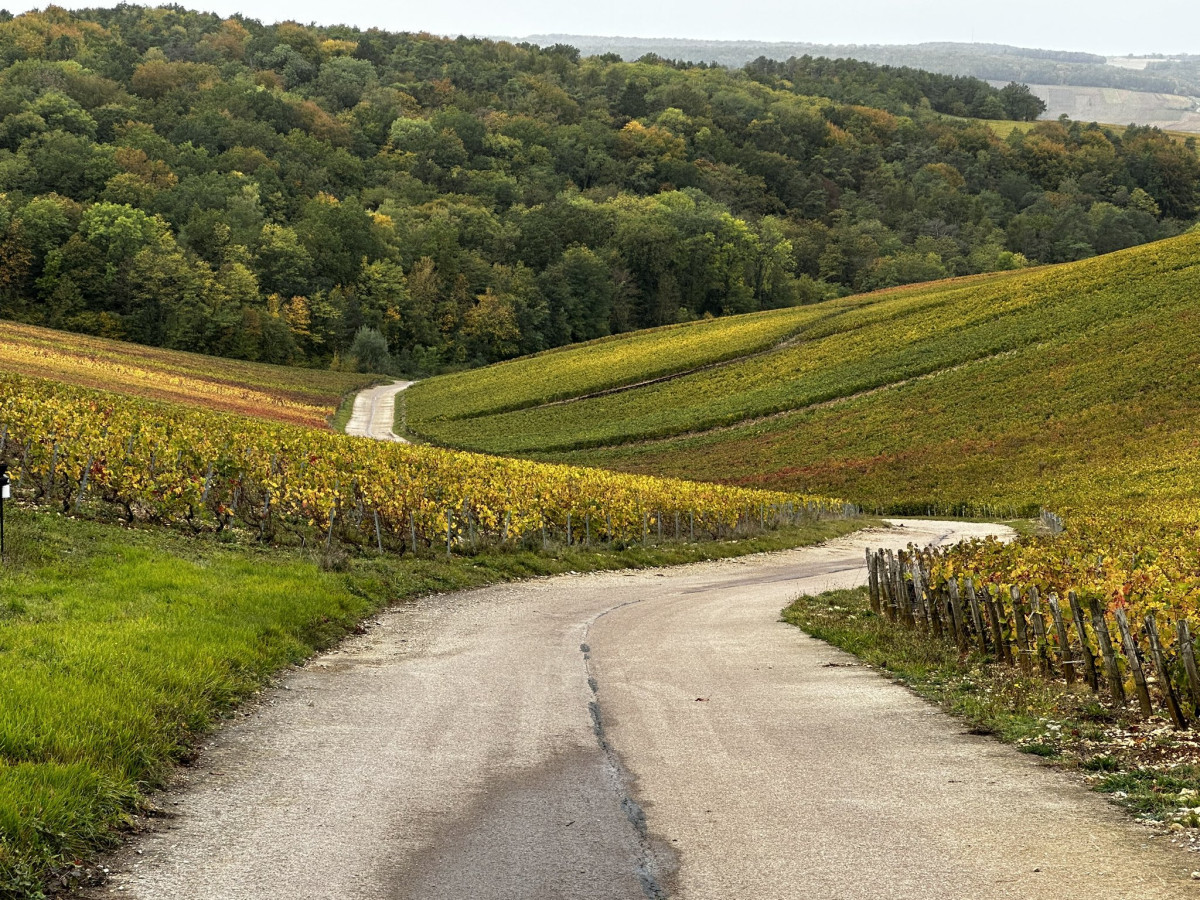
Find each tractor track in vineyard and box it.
[344,380,413,442]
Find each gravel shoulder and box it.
[87,520,1200,899]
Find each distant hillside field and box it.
[0,320,375,428]
[1016,84,1200,133]
[520,36,1200,132]
[406,232,1200,517]
[518,35,1200,101]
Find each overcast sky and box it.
[8,2,1200,55]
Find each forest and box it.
[0,6,1197,372]
[538,36,1200,97]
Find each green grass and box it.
[404,232,1200,517]
[0,503,865,897]
[784,587,1200,828]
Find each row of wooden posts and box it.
[866,546,1200,730]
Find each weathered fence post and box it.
[1010,586,1032,675]
[896,552,914,627]
[982,584,1008,663]
[1179,621,1200,715]
[1047,593,1076,684]
[1027,587,1053,678]
[947,579,968,652]
[1068,591,1099,692]
[911,563,928,627]
[1088,597,1125,707]
[1114,608,1152,716]
[1144,614,1187,729]
[867,549,880,614]
[878,552,895,622]
[965,579,988,655]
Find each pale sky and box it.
[7,1,1200,55]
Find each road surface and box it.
[91,519,1198,899]
[344,380,413,442]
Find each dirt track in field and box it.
[344,380,412,442]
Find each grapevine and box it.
[0,373,853,554]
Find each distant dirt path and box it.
[92,520,1198,899]
[344,380,413,442]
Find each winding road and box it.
[344,380,413,442]
[94,520,1197,899]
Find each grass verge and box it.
[0,505,867,898]
[783,587,1200,841]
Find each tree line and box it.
[0,6,1197,373]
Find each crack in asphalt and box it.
[581,594,674,899]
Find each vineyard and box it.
[0,321,376,429]
[0,373,852,556]
[405,303,829,425]
[404,230,1200,736]
[870,541,1200,730]
[404,267,1033,453]
[405,231,1200,517]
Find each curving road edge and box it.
[91,519,1199,900]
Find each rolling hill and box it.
[0,320,377,428]
[515,36,1200,132]
[405,231,1200,518]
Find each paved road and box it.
[343,380,412,442]
[95,521,1199,899]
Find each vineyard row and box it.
[0,374,858,556]
[870,545,1200,729]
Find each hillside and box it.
[517,36,1200,98]
[0,7,1197,379]
[518,36,1200,133]
[1017,84,1200,133]
[405,231,1200,517]
[0,319,375,427]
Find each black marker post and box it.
[0,462,9,559]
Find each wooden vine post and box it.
[1027,587,1053,678]
[1046,593,1076,684]
[992,588,1015,666]
[965,579,988,655]
[1088,597,1126,707]
[1179,621,1200,715]
[947,579,968,652]
[879,552,895,622]
[982,584,1009,664]
[911,563,928,626]
[1010,586,1032,675]
[927,579,945,639]
[1144,614,1187,729]
[885,550,899,621]
[1067,592,1099,692]
[866,550,879,613]
[1114,608,1153,716]
[896,552,914,628]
